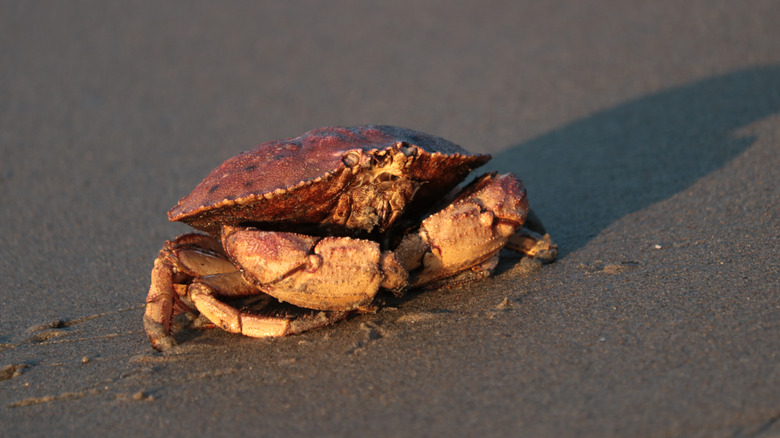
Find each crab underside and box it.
[144,126,557,351]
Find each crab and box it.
[144,125,556,351]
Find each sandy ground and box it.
[1,1,779,436]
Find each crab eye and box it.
[396,141,417,157]
[342,151,361,167]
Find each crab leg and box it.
[144,233,243,351]
[506,228,558,264]
[503,208,558,263]
[187,283,351,338]
[144,252,179,351]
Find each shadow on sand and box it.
[488,65,780,254]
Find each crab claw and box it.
[221,226,408,311]
[394,172,553,288]
[144,232,380,351]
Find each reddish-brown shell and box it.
[169,125,490,235]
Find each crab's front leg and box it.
[394,172,557,288]
[186,283,352,340]
[506,208,558,264]
[144,233,242,351]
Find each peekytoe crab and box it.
[144,125,556,351]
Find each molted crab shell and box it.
[168,125,490,236]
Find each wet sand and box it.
[1,1,779,436]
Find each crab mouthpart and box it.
[330,148,421,233]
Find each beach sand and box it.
[1,1,779,436]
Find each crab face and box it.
[144,126,557,351]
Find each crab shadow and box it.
[487,65,780,256]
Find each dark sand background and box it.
[1,1,779,436]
